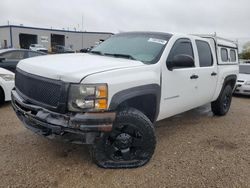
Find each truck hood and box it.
[17,53,145,82]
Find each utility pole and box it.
[81,15,84,49]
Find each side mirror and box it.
[0,57,5,62]
[167,54,195,71]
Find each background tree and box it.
[239,41,250,59]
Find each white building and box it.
[0,25,113,51]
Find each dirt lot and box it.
[0,96,250,188]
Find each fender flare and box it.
[109,84,161,121]
[216,74,237,99]
[223,74,237,89]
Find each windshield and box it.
[91,32,172,64]
[239,65,250,74]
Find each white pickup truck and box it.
[11,32,239,168]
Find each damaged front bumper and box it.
[11,90,116,144]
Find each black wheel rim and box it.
[104,123,147,161]
[223,93,231,111]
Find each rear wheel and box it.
[211,85,233,116]
[92,108,156,168]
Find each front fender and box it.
[81,64,161,108]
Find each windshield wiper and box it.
[104,53,137,60]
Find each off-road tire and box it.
[211,85,233,116]
[0,87,4,106]
[91,108,156,168]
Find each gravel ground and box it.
[0,96,250,188]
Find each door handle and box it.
[211,72,217,76]
[190,74,199,79]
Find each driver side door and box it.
[158,38,200,120]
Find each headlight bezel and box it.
[0,74,15,81]
[68,83,108,112]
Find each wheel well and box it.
[116,94,158,123]
[224,75,237,89]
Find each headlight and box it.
[68,84,108,112]
[245,81,250,85]
[0,74,15,81]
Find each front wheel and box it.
[91,108,156,168]
[0,88,4,106]
[211,85,233,116]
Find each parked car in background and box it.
[53,45,75,53]
[239,59,250,64]
[234,64,250,95]
[29,44,48,53]
[80,48,91,53]
[244,60,250,64]
[0,68,14,105]
[79,40,105,53]
[0,49,45,72]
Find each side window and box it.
[196,40,213,67]
[221,48,228,62]
[29,51,42,58]
[167,38,194,64]
[1,51,25,60]
[1,52,13,59]
[230,49,236,62]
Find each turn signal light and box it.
[96,85,107,98]
[95,99,107,109]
